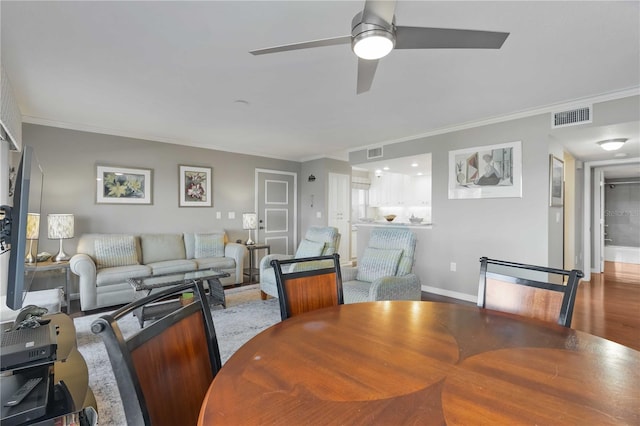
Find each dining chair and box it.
[90,281,222,426]
[477,257,584,327]
[271,253,344,320]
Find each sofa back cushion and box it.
[140,234,186,264]
[194,233,225,258]
[183,231,228,259]
[94,235,140,269]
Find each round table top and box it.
[198,301,640,425]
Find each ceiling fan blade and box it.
[362,0,397,27]
[250,35,352,55]
[356,58,379,94]
[395,27,509,49]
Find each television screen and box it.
[2,145,44,310]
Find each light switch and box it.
[216,212,221,219]
[316,211,322,219]
[228,212,235,219]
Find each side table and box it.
[24,260,72,314]
[243,244,270,283]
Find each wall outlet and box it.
[450,262,456,272]
[228,211,235,219]
[216,212,221,219]
[316,211,322,219]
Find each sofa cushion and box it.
[96,264,152,287]
[147,260,197,275]
[194,257,236,271]
[356,248,403,283]
[195,233,225,258]
[94,235,139,269]
[294,239,325,258]
[141,234,186,264]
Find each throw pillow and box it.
[195,233,225,258]
[294,239,325,258]
[356,248,403,282]
[94,235,139,268]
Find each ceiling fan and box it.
[250,0,509,94]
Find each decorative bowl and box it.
[384,215,396,222]
[409,217,423,224]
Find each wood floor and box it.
[423,262,640,351]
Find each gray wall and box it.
[350,114,553,298]
[23,123,301,254]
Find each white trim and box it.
[421,285,477,304]
[582,157,640,281]
[265,236,289,255]
[264,179,289,205]
[264,208,289,233]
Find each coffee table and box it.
[128,269,230,327]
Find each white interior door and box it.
[328,173,351,262]
[256,169,297,255]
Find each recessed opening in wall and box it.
[352,154,432,225]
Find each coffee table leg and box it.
[205,278,226,309]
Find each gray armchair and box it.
[260,226,341,299]
[341,228,420,303]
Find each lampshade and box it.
[48,214,74,239]
[26,213,40,240]
[352,30,395,60]
[597,138,627,151]
[242,213,257,230]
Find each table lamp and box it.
[25,213,40,263]
[242,213,257,245]
[48,213,74,262]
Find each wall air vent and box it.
[367,147,383,159]
[551,106,592,129]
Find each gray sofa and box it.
[70,232,244,311]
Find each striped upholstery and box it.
[195,233,225,258]
[356,247,403,282]
[367,228,416,276]
[94,235,139,268]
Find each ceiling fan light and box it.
[597,138,628,151]
[352,30,394,60]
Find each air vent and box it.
[367,147,383,159]
[551,106,592,128]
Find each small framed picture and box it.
[96,165,153,204]
[549,155,564,207]
[179,165,212,207]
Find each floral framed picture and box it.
[179,165,212,207]
[96,165,153,204]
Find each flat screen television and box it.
[1,145,44,310]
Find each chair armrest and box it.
[259,254,294,274]
[340,266,358,282]
[224,243,246,282]
[369,274,421,301]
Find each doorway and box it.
[255,169,297,255]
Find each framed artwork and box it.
[96,165,152,204]
[549,155,564,206]
[179,165,212,207]
[448,141,522,199]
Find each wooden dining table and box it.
[198,301,639,425]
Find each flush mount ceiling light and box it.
[597,138,628,151]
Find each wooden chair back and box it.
[91,281,221,426]
[477,257,583,327]
[271,253,344,320]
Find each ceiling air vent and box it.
[551,106,592,129]
[367,147,383,159]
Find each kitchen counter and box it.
[355,221,432,228]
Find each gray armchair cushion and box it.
[356,247,403,282]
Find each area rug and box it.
[73,286,280,425]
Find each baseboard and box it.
[421,285,477,303]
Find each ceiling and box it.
[1,1,639,165]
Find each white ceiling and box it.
[1,1,639,165]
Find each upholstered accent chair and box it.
[260,227,341,299]
[341,228,420,303]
